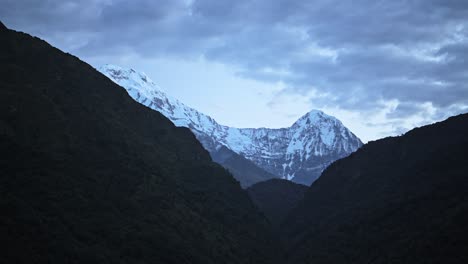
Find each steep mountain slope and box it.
[282,114,468,264]
[0,24,278,264]
[99,65,363,186]
[98,64,275,187]
[247,179,308,228]
[211,146,277,188]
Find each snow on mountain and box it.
[99,64,363,185]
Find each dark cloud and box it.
[1,0,467,125]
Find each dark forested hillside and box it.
[0,23,278,264]
[283,114,468,263]
[211,145,277,188]
[247,179,307,228]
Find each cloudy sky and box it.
[2,0,468,142]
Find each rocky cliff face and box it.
[99,64,362,186]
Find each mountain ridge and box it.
[0,24,279,264]
[99,64,363,186]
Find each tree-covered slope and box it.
[211,145,277,188]
[247,179,307,228]
[0,23,278,264]
[282,113,468,264]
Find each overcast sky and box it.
[2,0,468,142]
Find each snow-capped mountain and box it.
[99,64,363,186]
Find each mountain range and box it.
[99,64,363,186]
[3,21,468,264]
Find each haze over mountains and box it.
[99,64,362,186]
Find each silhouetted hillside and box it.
[211,146,277,188]
[283,114,468,263]
[0,23,278,264]
[247,179,307,228]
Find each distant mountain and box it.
[211,145,277,188]
[282,114,468,263]
[97,64,275,187]
[247,179,308,228]
[99,65,363,186]
[0,24,278,264]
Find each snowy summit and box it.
[99,64,363,185]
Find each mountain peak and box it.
[291,109,341,131]
[299,109,336,122]
[307,109,324,116]
[99,64,363,185]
